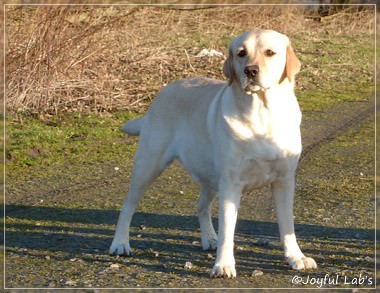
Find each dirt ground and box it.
[4,98,376,290]
[3,4,377,290]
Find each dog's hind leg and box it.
[198,185,218,250]
[110,142,173,256]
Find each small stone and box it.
[140,225,146,230]
[330,266,339,272]
[184,261,193,269]
[179,190,184,195]
[110,263,120,268]
[137,234,142,238]
[65,280,77,286]
[45,255,51,260]
[364,256,374,262]
[70,258,78,262]
[257,238,270,246]
[192,240,199,245]
[114,167,119,171]
[153,251,159,257]
[252,270,264,277]
[207,253,214,260]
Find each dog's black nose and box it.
[244,65,260,77]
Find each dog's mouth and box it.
[244,81,269,94]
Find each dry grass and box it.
[5,4,375,115]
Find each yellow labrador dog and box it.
[110,29,317,278]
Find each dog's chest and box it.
[238,151,294,190]
[224,118,301,190]
[225,114,301,157]
[222,92,302,155]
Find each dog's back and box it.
[123,78,226,137]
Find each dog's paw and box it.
[202,236,218,251]
[287,256,317,270]
[210,263,236,278]
[109,243,132,257]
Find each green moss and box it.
[6,111,140,169]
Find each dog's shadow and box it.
[4,204,375,277]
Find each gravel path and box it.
[4,100,376,289]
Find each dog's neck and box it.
[222,79,298,140]
[229,84,269,119]
[229,79,295,114]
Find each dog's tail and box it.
[122,117,144,136]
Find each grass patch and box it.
[296,33,374,104]
[6,112,139,169]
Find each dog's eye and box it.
[237,50,247,58]
[265,49,276,57]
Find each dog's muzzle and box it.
[243,65,269,93]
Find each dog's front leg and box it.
[272,176,317,270]
[211,183,241,278]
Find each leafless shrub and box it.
[5,5,375,115]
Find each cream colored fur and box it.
[110,30,317,278]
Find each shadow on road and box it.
[5,204,375,278]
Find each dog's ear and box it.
[285,40,301,82]
[223,47,235,86]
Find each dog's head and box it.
[223,30,301,94]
